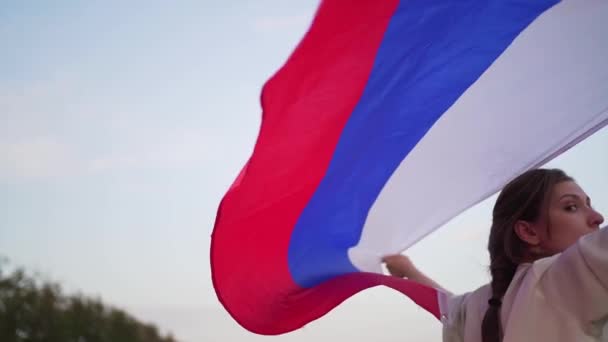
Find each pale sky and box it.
[1,1,607,341]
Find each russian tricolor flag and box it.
[212,0,608,335]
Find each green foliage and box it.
[0,260,176,342]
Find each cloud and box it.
[454,226,488,243]
[0,76,80,135]
[0,72,253,182]
[0,138,80,180]
[0,126,246,182]
[87,128,235,174]
[0,76,217,180]
[252,14,311,32]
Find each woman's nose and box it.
[589,208,605,228]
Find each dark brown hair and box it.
[481,168,572,342]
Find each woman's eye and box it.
[565,204,578,212]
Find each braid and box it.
[481,252,517,342]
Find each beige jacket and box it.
[440,228,608,342]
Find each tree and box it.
[0,259,177,342]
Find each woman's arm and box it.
[382,254,450,292]
[540,227,608,323]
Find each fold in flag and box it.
[211,0,608,335]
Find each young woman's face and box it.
[537,181,604,255]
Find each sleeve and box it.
[539,227,608,323]
[439,291,468,342]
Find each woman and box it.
[383,168,607,342]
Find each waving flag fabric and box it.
[211,0,608,335]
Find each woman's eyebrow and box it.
[558,193,579,201]
[558,193,591,205]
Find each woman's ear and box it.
[514,220,541,246]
